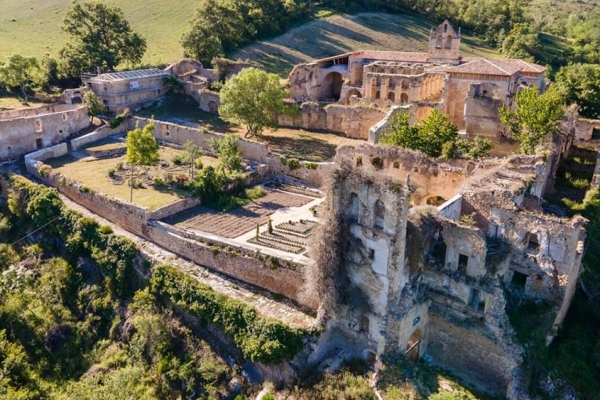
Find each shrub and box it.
[109,114,125,129]
[304,162,318,170]
[280,157,288,166]
[116,162,124,170]
[107,168,116,178]
[288,158,300,170]
[38,164,52,177]
[195,158,204,170]
[153,177,165,186]
[172,154,185,165]
[175,174,188,184]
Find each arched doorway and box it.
[406,329,423,361]
[322,72,344,101]
[400,93,409,105]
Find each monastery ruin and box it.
[2,18,600,400]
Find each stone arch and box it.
[400,93,409,105]
[374,199,385,228]
[347,89,362,101]
[445,34,453,49]
[387,92,395,102]
[401,79,410,90]
[375,91,381,100]
[436,35,443,48]
[322,72,344,101]
[388,78,395,89]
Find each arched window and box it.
[349,193,359,221]
[436,35,443,48]
[375,91,381,100]
[443,24,448,33]
[374,199,385,228]
[445,34,453,49]
[388,78,395,89]
[400,93,409,105]
[401,79,410,90]
[387,92,395,101]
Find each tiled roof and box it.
[448,58,546,76]
[355,51,430,63]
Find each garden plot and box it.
[166,189,313,239]
[248,219,317,254]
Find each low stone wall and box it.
[148,197,202,221]
[144,222,311,308]
[278,102,384,140]
[438,194,462,221]
[24,143,69,165]
[266,155,333,188]
[71,121,129,150]
[131,117,269,162]
[368,106,405,143]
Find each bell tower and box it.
[427,20,461,65]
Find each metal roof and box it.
[91,68,168,82]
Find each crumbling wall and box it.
[0,104,89,161]
[465,95,504,137]
[278,102,384,140]
[575,118,600,141]
[71,122,129,150]
[287,63,321,101]
[132,117,269,162]
[266,156,333,188]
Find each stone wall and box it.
[0,104,89,161]
[24,143,69,165]
[148,198,202,221]
[278,102,384,140]
[464,95,504,137]
[265,155,333,188]
[144,222,312,308]
[71,121,129,151]
[437,194,462,221]
[131,117,269,162]
[575,118,600,141]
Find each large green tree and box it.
[84,91,106,123]
[126,122,159,202]
[219,67,294,138]
[380,109,459,158]
[210,135,242,174]
[555,63,600,119]
[499,86,565,155]
[59,2,146,78]
[0,54,40,103]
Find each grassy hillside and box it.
[232,12,499,77]
[0,0,197,65]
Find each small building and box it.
[88,68,169,113]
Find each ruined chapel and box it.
[287,20,546,136]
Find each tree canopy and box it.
[555,63,600,119]
[0,54,40,103]
[210,135,243,174]
[499,86,565,155]
[84,91,106,122]
[126,122,159,201]
[59,2,146,78]
[219,67,294,138]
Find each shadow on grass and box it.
[262,134,338,161]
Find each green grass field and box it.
[232,12,499,77]
[0,0,197,65]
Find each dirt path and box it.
[58,194,317,329]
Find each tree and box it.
[180,24,224,67]
[555,63,600,119]
[84,91,106,123]
[499,86,565,155]
[183,141,203,180]
[210,135,242,174]
[126,122,159,202]
[380,109,458,158]
[59,2,146,78]
[219,67,295,138]
[0,54,40,103]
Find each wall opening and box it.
[387,92,395,102]
[35,120,43,132]
[526,232,540,252]
[375,91,381,100]
[511,270,528,288]
[436,35,443,48]
[374,199,385,228]
[406,329,422,361]
[359,315,369,334]
[368,248,375,260]
[347,89,362,99]
[458,253,469,273]
[322,72,344,101]
[445,35,453,49]
[349,193,359,221]
[400,93,409,105]
[469,288,485,312]
[35,138,43,149]
[592,128,600,140]
[401,79,410,90]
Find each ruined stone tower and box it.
[427,20,461,65]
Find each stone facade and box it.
[88,68,169,113]
[287,20,546,137]
[0,104,89,161]
[316,143,586,397]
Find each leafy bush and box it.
[172,154,185,165]
[280,157,288,166]
[153,177,165,186]
[38,164,52,177]
[151,265,309,364]
[107,168,116,178]
[304,162,318,170]
[288,158,300,170]
[109,114,125,129]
